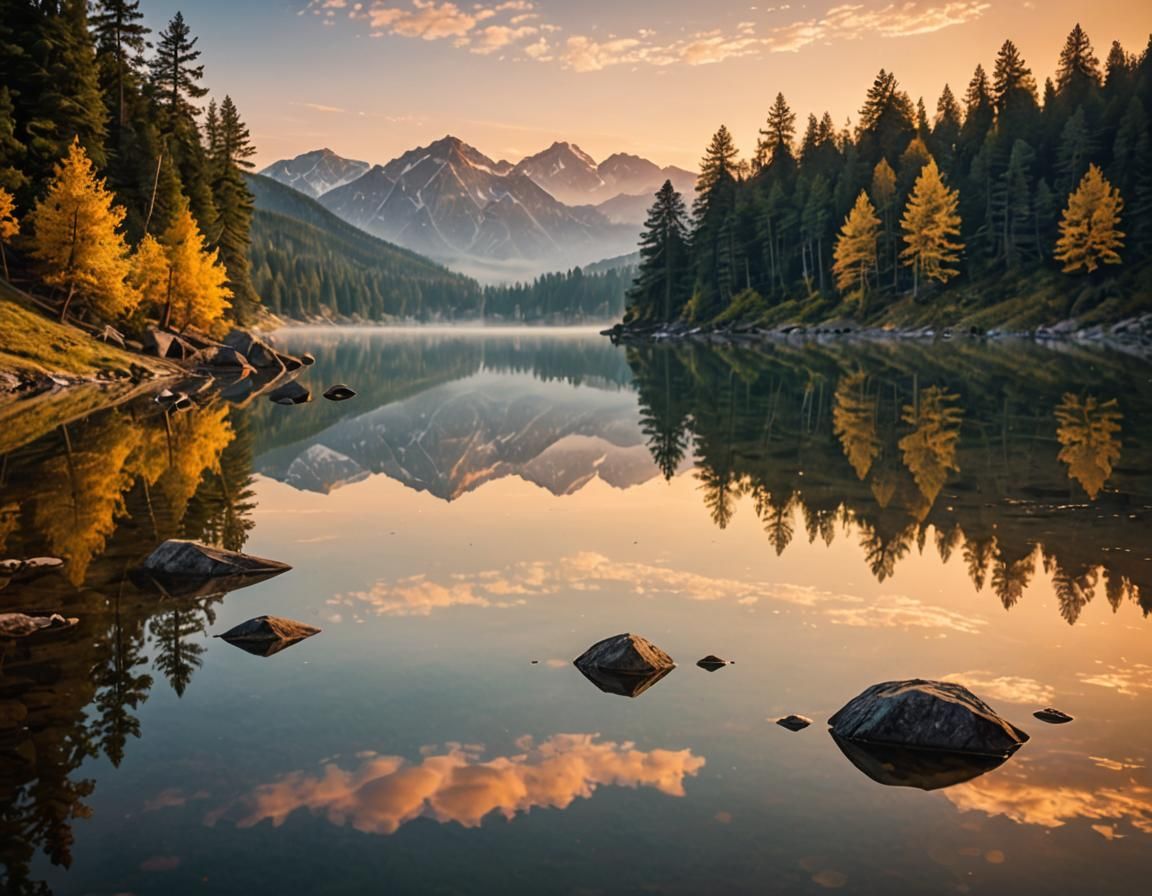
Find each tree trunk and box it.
[60,281,76,323]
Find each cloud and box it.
[304,1,990,70]
[330,551,865,617]
[938,671,1055,706]
[206,734,705,835]
[823,594,986,635]
[1077,663,1152,697]
[944,756,1152,834]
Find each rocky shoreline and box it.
[601,312,1152,357]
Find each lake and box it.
[2,328,1150,895]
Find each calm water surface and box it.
[2,329,1151,895]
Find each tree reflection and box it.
[627,343,1150,623]
[1055,394,1122,499]
[0,393,258,890]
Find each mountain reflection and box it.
[204,734,705,835]
[626,342,1151,622]
[0,397,256,893]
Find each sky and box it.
[137,1,1151,170]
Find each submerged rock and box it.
[300,352,316,366]
[776,714,812,732]
[216,615,320,657]
[323,384,357,402]
[574,633,675,675]
[696,654,730,671]
[268,381,311,405]
[140,540,291,579]
[0,612,79,638]
[829,679,1029,757]
[831,733,1010,790]
[1033,707,1074,724]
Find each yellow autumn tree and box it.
[1054,393,1122,499]
[900,158,964,298]
[132,196,231,334]
[1054,164,1124,273]
[27,138,138,322]
[898,385,963,507]
[832,191,881,300]
[0,185,17,281]
[832,371,881,479]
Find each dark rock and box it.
[300,352,316,366]
[1033,707,1074,724]
[0,612,79,638]
[215,615,320,657]
[829,679,1029,757]
[278,353,304,372]
[139,539,291,579]
[268,381,311,405]
[696,654,730,671]
[831,732,1009,790]
[143,328,195,360]
[0,557,64,590]
[574,632,675,675]
[187,345,255,375]
[323,384,356,402]
[776,714,812,732]
[576,664,672,698]
[224,330,286,371]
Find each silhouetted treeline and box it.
[483,264,635,322]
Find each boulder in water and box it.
[1033,707,1073,724]
[323,384,357,402]
[187,345,254,375]
[140,540,291,579]
[268,381,311,405]
[829,679,1029,757]
[575,633,674,675]
[216,615,320,657]
[696,654,730,671]
[223,330,285,371]
[300,352,316,366]
[776,714,812,732]
[142,328,195,360]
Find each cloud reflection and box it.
[206,734,705,835]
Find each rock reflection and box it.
[575,664,673,698]
[206,734,705,835]
[831,733,1011,791]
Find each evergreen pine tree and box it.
[1056,24,1102,101]
[627,180,691,322]
[756,93,796,174]
[0,183,17,280]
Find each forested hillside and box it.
[482,263,636,322]
[247,175,483,321]
[625,25,1152,330]
[0,1,262,332]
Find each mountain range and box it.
[260,137,695,279]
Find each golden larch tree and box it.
[1054,393,1122,498]
[832,191,881,300]
[1054,164,1124,273]
[0,185,17,280]
[900,158,964,297]
[133,196,232,334]
[27,138,138,322]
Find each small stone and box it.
[776,714,812,732]
[323,384,357,402]
[0,612,79,638]
[697,654,729,671]
[574,633,675,674]
[1033,707,1074,724]
[300,352,316,366]
[216,615,319,656]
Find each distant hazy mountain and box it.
[260,137,696,274]
[260,148,370,198]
